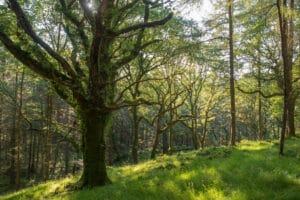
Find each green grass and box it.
[1,138,300,200]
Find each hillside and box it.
[1,139,300,200]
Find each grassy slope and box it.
[2,138,300,200]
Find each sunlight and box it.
[180,1,213,23]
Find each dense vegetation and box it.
[0,0,299,198]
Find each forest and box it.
[0,0,299,199]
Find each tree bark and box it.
[287,96,296,137]
[15,69,24,190]
[162,130,168,154]
[79,108,111,187]
[258,64,263,141]
[228,0,236,146]
[42,89,53,181]
[131,105,139,164]
[192,119,199,149]
[200,111,209,149]
[151,117,161,159]
[277,0,294,155]
[9,71,18,186]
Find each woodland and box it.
[0,0,299,199]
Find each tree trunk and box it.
[16,69,24,190]
[277,0,294,155]
[168,125,173,153]
[42,90,53,181]
[162,130,168,154]
[258,62,263,141]
[228,0,236,146]
[168,107,174,153]
[131,105,139,164]
[64,143,69,175]
[151,117,161,159]
[192,119,199,149]
[0,79,2,169]
[79,108,111,187]
[287,96,296,137]
[9,72,18,186]
[200,111,209,149]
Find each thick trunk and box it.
[79,108,111,187]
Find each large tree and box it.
[0,0,172,187]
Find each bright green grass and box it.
[2,138,300,200]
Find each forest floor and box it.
[1,138,300,200]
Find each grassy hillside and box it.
[2,138,300,200]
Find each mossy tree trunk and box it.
[79,107,111,186]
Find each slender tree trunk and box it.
[162,130,168,154]
[192,119,199,149]
[151,117,161,159]
[15,69,25,190]
[42,89,53,181]
[64,143,69,175]
[10,72,18,186]
[258,65,263,141]
[131,105,139,164]
[79,108,111,187]
[168,124,173,153]
[27,129,33,178]
[0,80,2,168]
[200,111,209,149]
[36,132,40,176]
[228,0,236,146]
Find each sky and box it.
[180,1,213,23]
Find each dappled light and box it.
[0,0,300,199]
[2,139,299,200]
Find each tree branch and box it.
[237,86,282,98]
[8,0,77,78]
[0,30,73,87]
[116,12,173,35]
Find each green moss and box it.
[2,138,300,200]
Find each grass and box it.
[1,138,300,200]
